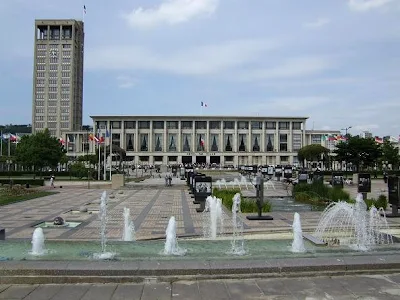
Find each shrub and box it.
[0,178,45,186]
[212,188,271,213]
[292,182,350,206]
[363,194,388,210]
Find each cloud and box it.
[348,0,396,12]
[86,39,278,75]
[352,124,380,131]
[116,75,138,89]
[237,57,333,81]
[244,97,331,114]
[123,0,219,28]
[303,17,331,29]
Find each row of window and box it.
[34,122,70,129]
[89,133,302,152]
[96,120,303,130]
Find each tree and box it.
[380,140,400,169]
[70,162,88,179]
[15,128,66,171]
[297,144,330,167]
[333,136,381,172]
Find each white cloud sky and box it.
[0,0,399,137]
[303,17,331,29]
[348,0,397,12]
[123,0,219,28]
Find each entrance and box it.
[182,156,192,164]
[196,156,206,164]
[210,156,221,164]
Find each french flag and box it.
[201,101,207,107]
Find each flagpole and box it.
[8,136,11,157]
[103,130,106,181]
[97,129,101,180]
[109,125,112,181]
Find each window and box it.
[111,121,121,129]
[153,121,164,129]
[292,122,302,130]
[224,121,235,129]
[251,121,262,130]
[112,133,120,147]
[279,122,290,130]
[96,121,107,129]
[238,134,247,151]
[153,133,163,151]
[61,122,69,129]
[311,135,322,144]
[124,121,136,129]
[48,116,57,121]
[238,121,249,129]
[279,134,288,152]
[48,122,57,129]
[266,134,274,152]
[181,121,192,129]
[209,121,220,129]
[195,121,207,130]
[138,121,150,129]
[48,101,57,106]
[48,93,57,99]
[49,64,58,71]
[48,107,57,114]
[167,121,178,129]
[292,134,302,151]
[126,134,134,151]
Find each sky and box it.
[0,0,399,136]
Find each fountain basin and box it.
[0,238,399,262]
[33,221,82,228]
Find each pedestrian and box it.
[50,175,55,188]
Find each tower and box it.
[32,19,84,137]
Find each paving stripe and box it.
[181,190,195,234]
[133,189,162,231]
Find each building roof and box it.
[90,115,309,121]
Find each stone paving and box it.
[0,274,399,299]
[1,175,400,241]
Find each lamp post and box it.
[340,126,352,177]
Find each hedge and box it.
[0,179,45,186]
[0,171,70,177]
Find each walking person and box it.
[50,175,55,188]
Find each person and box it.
[50,175,55,188]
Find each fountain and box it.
[164,216,186,256]
[93,191,115,259]
[122,207,135,242]
[203,196,224,239]
[229,193,246,255]
[291,212,306,253]
[313,193,393,250]
[30,228,45,256]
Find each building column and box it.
[178,121,182,154]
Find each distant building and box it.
[63,115,340,166]
[360,131,373,139]
[32,19,84,138]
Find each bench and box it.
[0,227,5,240]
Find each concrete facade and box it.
[59,115,340,166]
[32,19,84,138]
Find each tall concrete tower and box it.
[32,19,84,138]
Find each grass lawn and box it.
[0,188,58,206]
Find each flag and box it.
[375,136,383,144]
[89,133,99,143]
[321,135,328,141]
[106,130,110,138]
[84,5,86,14]
[59,137,65,145]
[10,134,21,143]
[328,135,337,141]
[389,136,399,143]
[201,101,207,107]
[1,133,10,141]
[200,138,205,146]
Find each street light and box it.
[341,126,352,136]
[340,126,352,176]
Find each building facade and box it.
[59,115,338,167]
[32,19,84,138]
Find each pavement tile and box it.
[225,279,265,300]
[80,284,117,300]
[171,281,201,300]
[141,283,171,300]
[111,284,144,300]
[256,278,293,297]
[0,284,38,300]
[49,284,91,300]
[197,281,230,300]
[0,286,10,293]
[23,284,63,300]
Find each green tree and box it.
[333,136,381,172]
[70,162,88,179]
[380,140,400,170]
[77,154,98,166]
[15,128,66,171]
[297,144,330,167]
